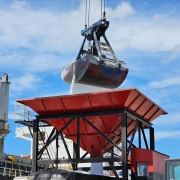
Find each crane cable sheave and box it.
[81,19,109,41]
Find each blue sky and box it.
[1,0,180,158]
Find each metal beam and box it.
[60,133,72,159]
[138,122,141,148]
[56,130,59,169]
[109,162,120,180]
[38,128,53,164]
[72,117,81,171]
[150,127,155,150]
[141,126,149,149]
[15,120,34,127]
[15,120,52,127]
[111,148,114,158]
[73,142,78,170]
[121,112,128,180]
[76,117,80,159]
[32,119,38,173]
[37,109,124,119]
[127,140,137,148]
[28,126,33,137]
[46,127,56,144]
[76,37,86,60]
[82,165,131,171]
[38,157,122,165]
[127,120,138,155]
[82,116,122,152]
[65,132,112,138]
[36,109,152,128]
[125,110,152,128]
[38,127,56,160]
[38,117,75,157]
[81,152,88,159]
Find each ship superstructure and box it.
[0,74,10,153]
[0,74,33,179]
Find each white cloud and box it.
[1,1,179,55]
[0,1,136,74]
[106,1,135,19]
[155,130,180,140]
[0,0,180,101]
[149,77,180,88]
[105,8,180,56]
[161,44,180,63]
[10,73,41,93]
[154,112,180,125]
[38,90,69,98]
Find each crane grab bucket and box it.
[61,19,128,89]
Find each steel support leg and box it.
[111,148,114,158]
[73,117,80,170]
[73,142,78,170]
[32,119,38,173]
[122,112,128,180]
[76,117,80,159]
[150,127,155,150]
[56,130,59,169]
[138,121,141,148]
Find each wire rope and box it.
[85,0,87,29]
[101,0,102,19]
[103,0,106,19]
[88,0,90,27]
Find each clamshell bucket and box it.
[61,19,128,89]
[61,53,128,89]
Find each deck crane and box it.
[61,0,128,89]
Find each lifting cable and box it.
[101,0,106,19]
[84,0,91,28]
[84,0,106,29]
[101,0,102,19]
[85,0,87,29]
[88,0,90,27]
[103,0,106,19]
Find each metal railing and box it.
[0,167,31,177]
[14,104,56,160]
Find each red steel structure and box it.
[16,88,167,180]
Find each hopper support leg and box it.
[150,127,155,150]
[138,122,141,148]
[32,119,38,173]
[56,130,59,169]
[122,112,128,180]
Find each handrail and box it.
[14,104,56,161]
[0,166,31,177]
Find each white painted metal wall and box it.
[0,74,10,122]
